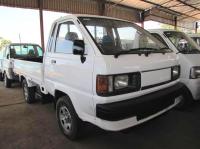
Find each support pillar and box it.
[141,21,144,28]
[99,0,106,16]
[195,22,198,33]
[140,11,144,28]
[174,16,177,30]
[38,0,45,50]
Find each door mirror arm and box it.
[6,54,9,59]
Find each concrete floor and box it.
[0,82,200,149]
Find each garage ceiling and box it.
[110,0,200,21]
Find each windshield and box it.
[164,31,200,54]
[9,44,43,58]
[191,37,200,47]
[78,17,170,55]
[151,33,169,48]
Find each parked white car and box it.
[14,15,183,140]
[149,29,200,106]
[189,33,200,47]
[0,43,43,88]
[0,47,4,81]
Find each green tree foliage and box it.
[160,24,174,30]
[160,24,195,33]
[0,37,11,50]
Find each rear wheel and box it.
[4,73,11,88]
[22,79,35,104]
[56,96,81,140]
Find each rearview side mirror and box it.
[73,40,85,55]
[73,40,86,63]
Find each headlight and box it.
[190,66,200,79]
[114,75,129,90]
[96,73,141,96]
[171,65,180,80]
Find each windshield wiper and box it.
[114,47,167,58]
[114,50,148,58]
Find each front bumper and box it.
[95,83,184,130]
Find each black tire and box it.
[22,79,35,104]
[0,72,3,81]
[175,87,193,110]
[56,96,81,140]
[4,73,11,88]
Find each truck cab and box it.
[149,29,200,105]
[189,33,200,47]
[19,15,183,140]
[0,47,4,81]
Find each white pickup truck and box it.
[149,29,200,107]
[189,33,200,47]
[0,48,4,81]
[14,15,184,140]
[0,43,43,88]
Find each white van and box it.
[149,29,200,106]
[0,43,43,88]
[189,33,200,47]
[14,15,183,140]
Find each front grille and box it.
[96,83,183,121]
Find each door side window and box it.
[4,47,9,58]
[36,46,43,57]
[55,21,83,54]
[0,47,5,59]
[47,23,57,52]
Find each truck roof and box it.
[4,43,42,49]
[8,43,41,46]
[188,33,200,38]
[148,29,179,33]
[52,14,133,24]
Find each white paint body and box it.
[0,46,15,79]
[13,15,182,131]
[149,29,200,100]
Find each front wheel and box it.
[56,96,81,140]
[22,79,35,104]
[4,73,11,88]
[175,87,193,110]
[0,72,3,81]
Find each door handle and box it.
[51,60,56,64]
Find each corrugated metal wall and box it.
[0,0,38,9]
[105,3,140,22]
[0,0,141,22]
[42,0,100,15]
[0,0,197,29]
[145,8,175,26]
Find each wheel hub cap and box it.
[59,106,72,133]
[23,83,28,101]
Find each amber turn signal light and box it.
[96,75,109,95]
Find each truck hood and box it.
[96,53,178,88]
[103,53,178,73]
[182,54,200,66]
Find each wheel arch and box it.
[54,90,80,119]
